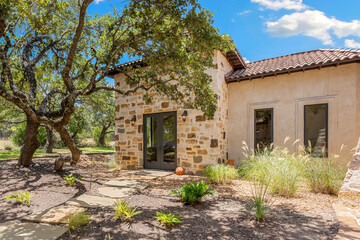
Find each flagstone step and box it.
[128,169,173,177]
[97,186,138,198]
[0,221,67,240]
[104,180,149,190]
[66,194,116,208]
[22,204,86,224]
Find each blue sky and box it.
[90,0,360,62]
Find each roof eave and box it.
[226,58,360,83]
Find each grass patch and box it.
[204,164,238,184]
[304,157,346,195]
[239,146,305,197]
[67,211,91,233]
[0,146,115,161]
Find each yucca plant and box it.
[154,211,182,228]
[169,180,216,204]
[113,200,142,221]
[4,190,34,207]
[63,174,83,186]
[204,164,238,184]
[67,211,91,233]
[247,180,273,221]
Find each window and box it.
[304,104,328,157]
[254,108,273,150]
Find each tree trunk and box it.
[98,125,108,147]
[18,117,40,166]
[44,126,54,153]
[54,125,82,165]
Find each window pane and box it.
[163,115,176,162]
[255,109,273,150]
[146,116,157,162]
[304,104,328,157]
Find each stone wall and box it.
[114,50,233,174]
[339,137,360,207]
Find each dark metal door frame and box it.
[254,108,274,149]
[304,103,328,156]
[143,111,177,170]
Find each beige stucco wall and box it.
[114,50,233,174]
[228,63,360,165]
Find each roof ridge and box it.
[247,48,360,64]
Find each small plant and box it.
[63,174,83,186]
[67,211,91,233]
[169,180,216,204]
[104,157,118,170]
[305,157,346,195]
[247,180,273,221]
[154,211,182,228]
[4,190,34,207]
[105,233,113,240]
[113,200,142,221]
[204,164,238,184]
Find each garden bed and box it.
[0,156,339,239]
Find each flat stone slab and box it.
[128,169,173,177]
[333,203,360,240]
[0,221,67,240]
[22,204,86,224]
[66,194,116,208]
[104,180,149,190]
[98,187,138,198]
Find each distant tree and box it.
[0,0,234,166]
[85,90,115,147]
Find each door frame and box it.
[143,111,177,170]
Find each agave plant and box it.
[169,180,216,204]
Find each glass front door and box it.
[144,112,177,170]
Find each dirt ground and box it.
[0,156,339,240]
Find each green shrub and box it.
[169,180,216,204]
[67,212,91,233]
[305,157,346,195]
[63,174,83,186]
[105,157,117,170]
[239,145,306,197]
[11,122,47,147]
[4,190,34,207]
[204,164,238,184]
[154,211,182,228]
[247,181,273,221]
[113,200,142,221]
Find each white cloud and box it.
[94,0,104,4]
[243,57,251,63]
[266,10,360,45]
[238,10,251,15]
[251,0,308,11]
[231,19,236,23]
[345,39,360,48]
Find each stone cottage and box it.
[109,48,360,173]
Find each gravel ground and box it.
[0,156,339,239]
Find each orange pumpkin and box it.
[176,167,185,175]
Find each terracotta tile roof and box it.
[226,49,360,82]
[107,49,245,77]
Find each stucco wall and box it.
[228,63,360,165]
[114,50,233,174]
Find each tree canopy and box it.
[0,0,234,166]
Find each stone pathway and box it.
[5,169,172,239]
[333,204,360,240]
[0,221,67,240]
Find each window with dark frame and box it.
[254,108,273,151]
[304,104,328,157]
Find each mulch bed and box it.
[0,156,339,239]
